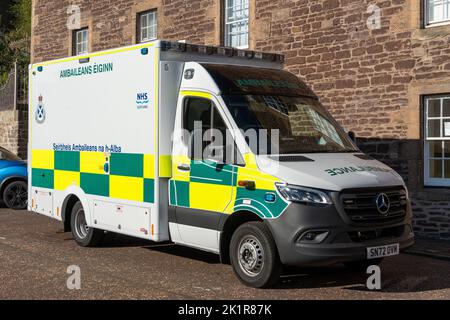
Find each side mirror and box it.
[348,131,356,143]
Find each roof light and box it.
[198,45,214,55]
[160,41,285,64]
[217,47,234,57]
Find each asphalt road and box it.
[0,208,449,300]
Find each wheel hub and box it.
[74,209,89,239]
[238,236,264,277]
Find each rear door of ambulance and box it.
[29,43,161,240]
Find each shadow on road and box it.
[275,257,450,293]
[61,229,450,293]
[82,231,222,264]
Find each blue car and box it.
[0,147,28,210]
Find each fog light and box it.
[299,230,329,243]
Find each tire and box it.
[70,201,103,247]
[229,221,282,288]
[2,180,27,210]
[343,258,383,272]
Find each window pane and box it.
[428,119,441,137]
[443,99,450,117]
[432,2,444,22]
[445,160,450,178]
[185,98,212,133]
[429,141,443,157]
[139,12,157,42]
[141,27,148,41]
[445,141,450,157]
[141,14,147,29]
[428,0,450,23]
[430,159,443,178]
[443,120,450,137]
[225,0,249,48]
[428,98,441,117]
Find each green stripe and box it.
[169,180,176,205]
[190,160,235,185]
[32,169,54,189]
[55,151,80,172]
[110,153,143,177]
[144,178,155,203]
[80,173,109,197]
[235,187,288,218]
[175,180,189,207]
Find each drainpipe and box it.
[13,61,17,110]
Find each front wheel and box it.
[3,180,28,210]
[230,221,282,288]
[70,201,104,247]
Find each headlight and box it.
[275,183,332,206]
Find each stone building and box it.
[26,0,450,240]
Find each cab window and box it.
[183,97,242,165]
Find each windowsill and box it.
[139,38,157,44]
[423,181,450,188]
[425,20,450,28]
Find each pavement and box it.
[405,238,450,261]
[0,208,450,300]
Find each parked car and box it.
[0,147,27,210]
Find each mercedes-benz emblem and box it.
[376,193,390,215]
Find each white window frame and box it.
[224,0,249,49]
[139,10,157,43]
[424,95,450,187]
[425,0,450,27]
[74,28,89,56]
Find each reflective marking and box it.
[189,175,222,182]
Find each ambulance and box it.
[28,40,414,288]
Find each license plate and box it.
[366,243,399,259]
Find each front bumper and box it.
[265,197,415,267]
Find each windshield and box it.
[0,147,21,161]
[222,95,359,155]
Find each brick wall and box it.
[0,110,28,159]
[32,0,221,63]
[29,0,450,240]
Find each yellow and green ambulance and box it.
[29,40,414,287]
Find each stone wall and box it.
[0,110,28,159]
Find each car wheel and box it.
[2,180,28,210]
[70,201,104,247]
[343,258,383,272]
[230,221,282,288]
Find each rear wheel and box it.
[343,258,383,271]
[70,201,103,247]
[2,180,27,210]
[230,221,282,288]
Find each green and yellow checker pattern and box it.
[170,154,289,219]
[31,150,171,203]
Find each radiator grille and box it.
[340,187,408,224]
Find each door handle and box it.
[177,164,191,171]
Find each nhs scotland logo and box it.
[136,92,149,109]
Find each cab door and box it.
[170,92,236,252]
